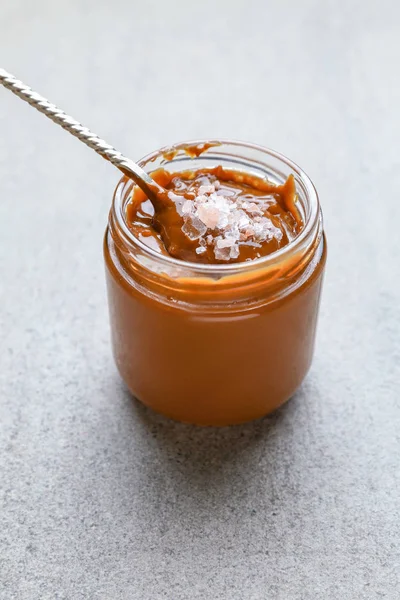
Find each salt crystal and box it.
[216,237,235,249]
[182,215,207,240]
[240,240,262,248]
[240,228,253,241]
[214,235,240,260]
[230,209,250,229]
[198,184,215,196]
[177,177,283,259]
[253,219,270,241]
[214,245,232,261]
[196,204,220,229]
[174,200,185,216]
[181,199,194,215]
[253,217,282,242]
[242,201,264,215]
[210,196,231,229]
[217,214,229,229]
[196,176,212,186]
[225,225,240,242]
[216,188,236,197]
[211,193,230,210]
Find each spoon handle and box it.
[0,68,162,196]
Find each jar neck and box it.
[108,140,323,307]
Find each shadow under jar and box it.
[104,140,327,426]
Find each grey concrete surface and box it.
[1,1,399,598]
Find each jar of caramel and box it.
[104,140,326,425]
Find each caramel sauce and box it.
[104,148,326,426]
[126,167,302,264]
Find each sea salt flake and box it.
[252,217,282,242]
[240,240,262,248]
[216,237,236,249]
[210,193,230,209]
[182,216,207,240]
[177,176,284,259]
[196,176,212,187]
[242,201,264,215]
[174,201,185,216]
[197,184,215,196]
[181,200,194,215]
[216,188,236,197]
[217,214,229,229]
[230,209,251,229]
[196,204,220,229]
[240,228,254,241]
[252,219,270,241]
[214,235,240,261]
[214,245,232,261]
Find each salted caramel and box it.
[127,167,302,264]
[104,141,326,425]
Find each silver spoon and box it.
[0,68,168,203]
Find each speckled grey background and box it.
[1,1,399,598]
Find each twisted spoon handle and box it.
[0,68,163,198]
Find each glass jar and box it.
[104,140,327,426]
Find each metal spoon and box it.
[0,68,168,203]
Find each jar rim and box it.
[112,139,321,276]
